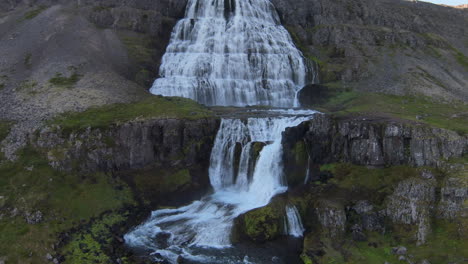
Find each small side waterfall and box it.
[125,111,316,263]
[150,0,309,107]
[284,205,305,237]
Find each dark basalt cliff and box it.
[31,117,220,204]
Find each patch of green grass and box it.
[0,146,135,263]
[49,96,213,133]
[454,50,468,70]
[49,72,81,87]
[24,53,32,68]
[323,163,420,204]
[119,34,156,65]
[0,120,12,142]
[317,92,468,135]
[23,6,47,20]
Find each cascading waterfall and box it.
[128,0,317,262]
[150,0,309,107]
[125,112,315,263]
[284,205,305,237]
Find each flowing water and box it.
[284,205,305,237]
[125,112,315,263]
[150,0,312,107]
[128,0,315,262]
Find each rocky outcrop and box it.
[283,114,467,184]
[33,118,219,173]
[385,171,437,245]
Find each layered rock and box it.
[283,114,467,184]
[33,118,219,173]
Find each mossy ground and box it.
[49,72,81,88]
[314,91,468,135]
[49,96,213,133]
[23,6,47,20]
[0,146,135,263]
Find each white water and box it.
[284,205,305,237]
[150,0,309,107]
[125,112,315,263]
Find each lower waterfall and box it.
[125,110,315,263]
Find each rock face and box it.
[31,117,219,204]
[283,114,467,184]
[272,0,468,101]
[33,118,219,173]
[385,173,436,245]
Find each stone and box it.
[392,246,407,255]
[25,211,43,224]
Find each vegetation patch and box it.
[242,205,282,242]
[314,92,468,135]
[49,72,81,88]
[321,163,421,205]
[23,6,47,20]
[49,96,213,133]
[24,53,32,68]
[0,146,135,263]
[0,120,12,142]
[61,212,130,264]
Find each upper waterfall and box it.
[150,0,310,107]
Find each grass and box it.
[315,91,468,135]
[49,72,81,88]
[49,96,213,133]
[321,163,421,206]
[24,53,32,68]
[0,146,135,263]
[0,120,12,142]
[119,34,156,65]
[23,6,47,20]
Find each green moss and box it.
[0,146,135,263]
[24,53,32,68]
[0,83,4,90]
[243,205,282,242]
[50,96,213,133]
[49,72,81,87]
[316,92,468,135]
[62,212,128,264]
[323,163,420,205]
[23,6,47,20]
[0,120,12,142]
[164,169,191,192]
[454,50,468,70]
[300,254,314,264]
[119,34,156,65]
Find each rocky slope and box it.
[273,0,468,101]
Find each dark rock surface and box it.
[283,114,467,181]
[32,118,219,173]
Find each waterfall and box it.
[128,0,317,262]
[284,205,305,237]
[125,111,316,263]
[150,0,308,107]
